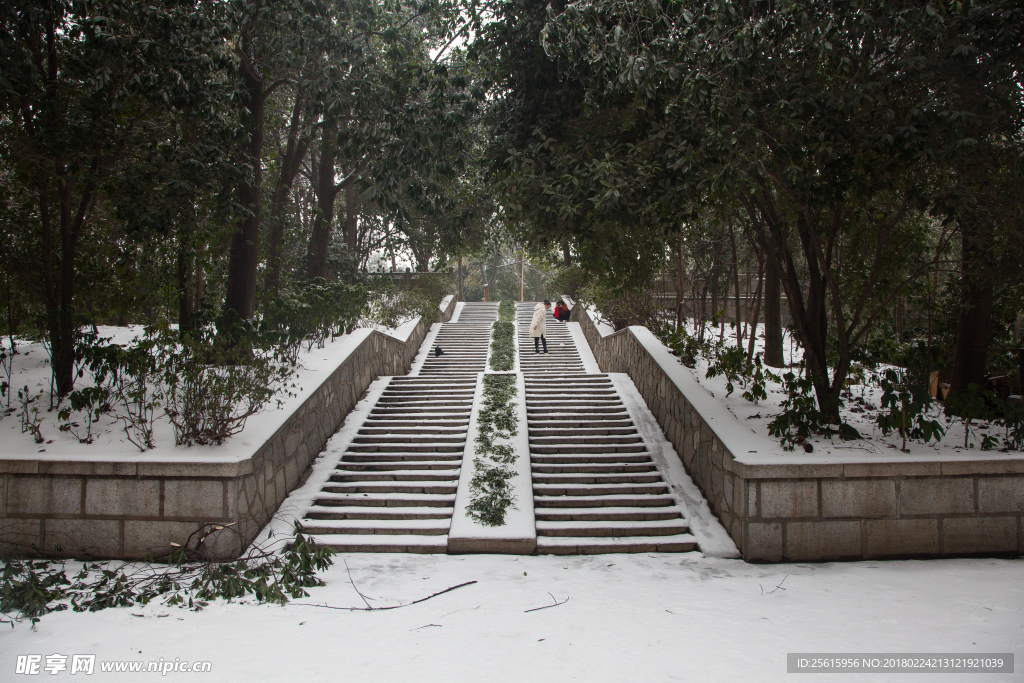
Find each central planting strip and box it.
[448,372,534,553]
[449,301,534,552]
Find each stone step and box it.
[352,435,467,444]
[530,444,648,454]
[526,376,610,383]
[527,399,622,407]
[362,419,469,427]
[305,505,453,520]
[529,453,653,464]
[380,391,475,398]
[527,417,632,425]
[533,482,669,496]
[535,534,698,555]
[322,482,458,494]
[526,396,617,403]
[526,390,616,396]
[529,427,638,437]
[536,518,689,537]
[376,398,473,406]
[299,518,450,535]
[346,444,466,453]
[532,472,663,485]
[358,427,468,435]
[531,462,656,474]
[527,407,628,414]
[529,435,643,446]
[342,453,464,463]
[340,461,463,471]
[331,470,458,482]
[535,506,684,521]
[300,534,448,553]
[313,492,456,507]
[370,407,473,415]
[533,493,677,508]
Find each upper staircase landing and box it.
[417,302,497,377]
[516,302,584,374]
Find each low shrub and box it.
[467,374,519,526]
[498,299,516,321]
[489,318,515,371]
[163,331,295,447]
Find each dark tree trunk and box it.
[224,68,265,321]
[793,215,839,422]
[264,93,309,309]
[344,180,357,252]
[50,159,93,397]
[746,257,764,365]
[709,261,719,322]
[729,223,742,346]
[763,258,784,367]
[676,230,684,329]
[177,219,194,337]
[563,242,571,267]
[947,219,995,404]
[306,118,338,280]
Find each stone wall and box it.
[0,296,456,560]
[570,304,1024,562]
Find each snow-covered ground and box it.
[0,320,420,462]
[2,552,1021,682]
[660,318,1021,459]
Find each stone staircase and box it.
[298,302,496,552]
[420,302,497,376]
[295,300,699,555]
[525,372,696,554]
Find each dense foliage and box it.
[480,0,1024,421]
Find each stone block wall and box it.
[0,296,455,560]
[570,304,1024,562]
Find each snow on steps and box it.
[289,302,726,556]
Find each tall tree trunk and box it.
[344,181,357,252]
[306,118,338,280]
[264,93,309,310]
[729,222,743,346]
[177,218,194,338]
[793,215,837,422]
[224,68,265,321]
[563,242,571,267]
[763,258,785,368]
[676,230,685,329]
[947,218,995,404]
[709,257,719,327]
[457,256,463,301]
[746,257,765,365]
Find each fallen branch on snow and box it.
[293,561,477,612]
[524,592,569,613]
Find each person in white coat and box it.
[530,300,551,353]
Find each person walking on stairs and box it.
[531,300,551,353]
